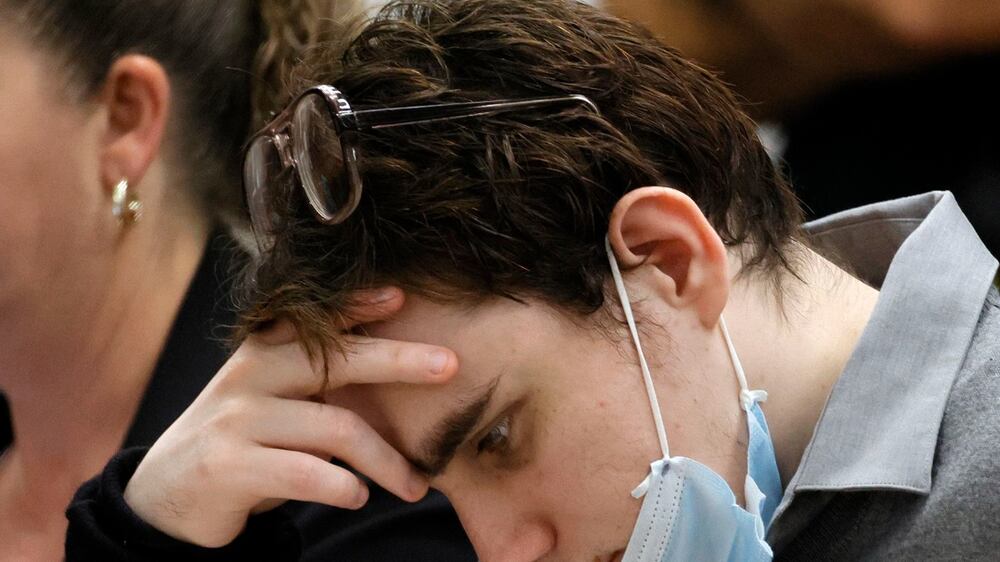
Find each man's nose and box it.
[449,488,556,562]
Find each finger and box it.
[250,398,429,502]
[227,334,457,398]
[244,448,371,510]
[212,338,323,398]
[330,336,458,387]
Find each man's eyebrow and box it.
[409,376,501,477]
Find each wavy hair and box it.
[237,0,804,358]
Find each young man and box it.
[67,0,1000,560]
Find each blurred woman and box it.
[0,1,333,558]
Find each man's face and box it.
[335,290,747,562]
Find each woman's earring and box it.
[111,178,143,225]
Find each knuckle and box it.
[193,444,234,483]
[207,398,248,434]
[389,343,411,371]
[326,408,363,447]
[216,353,258,389]
[286,458,322,495]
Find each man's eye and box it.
[477,416,512,455]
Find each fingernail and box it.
[428,350,450,374]
[353,486,369,509]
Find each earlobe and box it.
[608,187,730,327]
[98,55,171,193]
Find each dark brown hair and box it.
[0,0,344,230]
[241,0,803,352]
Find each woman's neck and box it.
[0,218,209,552]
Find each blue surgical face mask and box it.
[605,238,783,562]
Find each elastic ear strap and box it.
[720,316,749,394]
[605,237,670,459]
[720,316,768,414]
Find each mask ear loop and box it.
[720,313,771,522]
[720,317,768,412]
[605,237,670,460]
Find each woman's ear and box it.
[97,55,171,194]
[608,186,729,328]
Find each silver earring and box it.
[111,178,143,225]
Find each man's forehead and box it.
[346,294,575,468]
[331,367,503,475]
[352,369,490,422]
[364,294,482,334]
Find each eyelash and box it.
[476,415,513,456]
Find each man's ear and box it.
[97,55,170,194]
[608,186,729,328]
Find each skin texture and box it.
[0,25,209,560]
[124,188,879,561]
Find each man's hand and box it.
[123,288,455,547]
